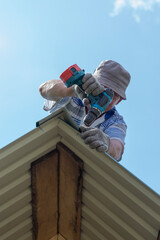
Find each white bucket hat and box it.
[93,60,131,99]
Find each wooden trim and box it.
[31,150,59,240]
[57,142,83,240]
[31,143,83,240]
[157,231,160,240]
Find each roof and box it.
[1,111,160,240]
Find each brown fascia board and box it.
[31,143,83,240]
[31,150,59,240]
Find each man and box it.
[39,60,131,161]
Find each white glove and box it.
[72,85,87,100]
[80,126,110,152]
[82,73,104,96]
[39,80,62,101]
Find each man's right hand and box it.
[82,73,104,96]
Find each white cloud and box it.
[110,0,126,16]
[129,0,152,10]
[110,0,160,21]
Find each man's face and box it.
[103,86,122,112]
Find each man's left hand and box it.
[80,126,110,152]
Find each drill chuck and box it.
[83,108,101,126]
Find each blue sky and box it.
[0,0,160,194]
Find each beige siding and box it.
[1,114,160,240]
[0,118,61,240]
[59,120,160,240]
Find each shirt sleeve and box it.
[105,123,127,145]
[103,113,127,146]
[50,97,85,126]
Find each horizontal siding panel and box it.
[83,173,156,240]
[1,172,31,204]
[82,206,125,240]
[1,137,59,188]
[80,232,92,240]
[60,125,160,240]
[16,231,33,240]
[59,121,160,208]
[1,189,31,221]
[83,156,160,213]
[1,218,32,240]
[82,195,144,240]
[0,205,32,235]
[60,122,160,212]
[0,117,62,238]
[0,118,59,170]
[81,219,109,240]
[83,159,160,229]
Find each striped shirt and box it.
[50,97,127,145]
